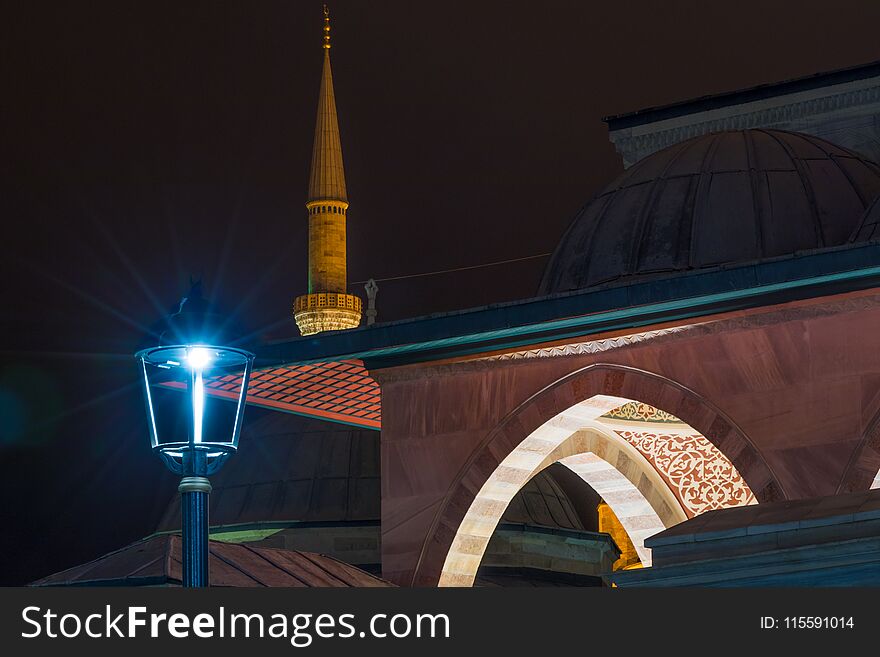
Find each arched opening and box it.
[838,406,880,493]
[557,452,669,566]
[438,391,758,587]
[410,364,781,586]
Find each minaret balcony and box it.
[294,292,363,336]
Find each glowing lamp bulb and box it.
[186,347,213,370]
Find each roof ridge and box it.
[207,542,272,587]
[761,129,827,247]
[30,534,166,585]
[238,542,312,587]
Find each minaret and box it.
[294,5,362,336]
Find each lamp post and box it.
[136,287,254,587]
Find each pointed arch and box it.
[838,404,880,493]
[439,418,686,585]
[413,363,782,586]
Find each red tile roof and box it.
[31,534,393,587]
[165,359,381,429]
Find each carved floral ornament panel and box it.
[615,429,757,517]
[601,401,680,424]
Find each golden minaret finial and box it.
[293,4,362,336]
[322,4,331,50]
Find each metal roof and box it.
[645,488,880,553]
[539,130,880,294]
[853,195,880,243]
[31,534,393,587]
[155,409,380,531]
[257,241,880,371]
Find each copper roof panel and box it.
[32,535,393,587]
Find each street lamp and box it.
[136,286,254,587]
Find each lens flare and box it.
[186,347,213,370]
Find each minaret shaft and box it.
[294,7,362,336]
[307,199,348,294]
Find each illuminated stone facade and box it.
[598,502,641,570]
[294,292,362,336]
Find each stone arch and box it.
[412,363,782,586]
[837,405,880,493]
[558,453,666,563]
[438,417,686,585]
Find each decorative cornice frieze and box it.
[479,327,689,361]
[367,291,880,384]
[609,82,880,166]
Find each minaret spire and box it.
[307,5,346,206]
[322,4,331,50]
[294,5,362,336]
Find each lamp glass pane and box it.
[137,345,252,456]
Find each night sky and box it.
[3,0,880,585]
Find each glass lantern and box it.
[136,344,254,477]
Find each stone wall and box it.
[375,290,880,585]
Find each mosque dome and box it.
[155,409,381,531]
[851,194,880,243]
[539,129,880,294]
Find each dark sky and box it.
[2,0,880,585]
